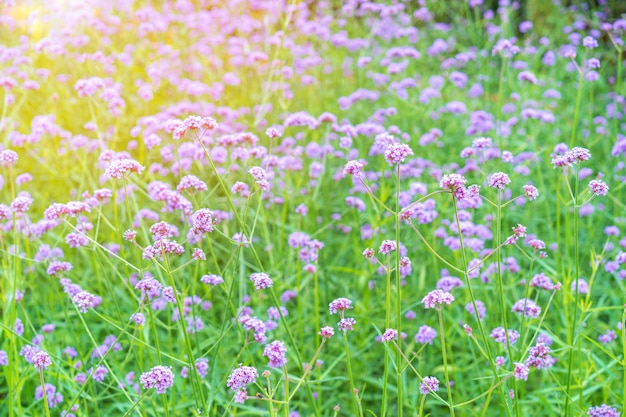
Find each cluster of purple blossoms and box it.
[490,327,520,347]
[227,365,258,404]
[250,272,273,290]
[35,383,64,408]
[73,291,97,313]
[201,274,224,286]
[338,317,356,331]
[523,184,539,200]
[168,115,218,140]
[105,158,144,179]
[488,172,511,190]
[551,146,591,168]
[343,160,364,176]
[263,340,287,368]
[587,405,620,417]
[319,326,335,339]
[382,328,398,341]
[176,175,207,193]
[589,179,609,196]
[419,376,439,395]
[511,298,541,319]
[530,272,557,290]
[383,143,413,165]
[140,365,175,394]
[422,289,454,309]
[32,350,52,371]
[0,149,18,166]
[143,239,185,260]
[248,166,271,191]
[329,298,353,315]
[513,362,529,381]
[525,343,556,369]
[378,240,397,255]
[190,208,215,235]
[465,300,487,320]
[415,325,437,344]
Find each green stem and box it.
[438,309,454,417]
[395,164,403,416]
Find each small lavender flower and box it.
[384,143,413,165]
[344,160,364,176]
[523,184,539,200]
[140,365,175,394]
[250,272,273,290]
[419,376,439,394]
[513,362,529,381]
[415,325,437,344]
[338,317,356,331]
[201,274,224,286]
[382,328,398,341]
[378,240,397,255]
[32,350,52,371]
[319,326,335,339]
[488,172,511,190]
[329,298,353,314]
[511,298,541,318]
[422,289,454,309]
[465,300,487,320]
[263,340,287,368]
[73,291,97,313]
[587,405,620,417]
[589,179,609,196]
[227,365,258,404]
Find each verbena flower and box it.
[419,376,439,394]
[140,365,174,394]
[422,289,454,308]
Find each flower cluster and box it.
[227,365,258,404]
[140,365,175,394]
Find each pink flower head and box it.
[511,298,541,318]
[523,184,539,200]
[319,326,334,338]
[32,350,52,371]
[190,209,214,234]
[382,328,398,341]
[587,405,620,417]
[589,179,609,196]
[73,291,97,313]
[105,159,144,179]
[440,173,467,192]
[250,272,273,290]
[419,376,439,394]
[201,274,224,286]
[0,149,18,166]
[329,297,353,314]
[266,127,282,139]
[378,240,397,255]
[227,365,258,404]
[488,172,511,190]
[422,289,455,309]
[513,362,529,381]
[384,143,414,165]
[343,160,364,176]
[338,317,356,331]
[415,325,437,344]
[263,340,287,368]
[140,365,174,394]
[362,248,375,259]
[176,175,208,193]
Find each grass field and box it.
[1,0,625,416]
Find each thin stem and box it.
[39,371,52,417]
[438,309,454,417]
[343,330,363,417]
[395,164,403,416]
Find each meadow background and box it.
[1,0,625,416]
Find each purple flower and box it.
[513,362,529,381]
[319,326,335,339]
[263,340,287,368]
[523,184,539,200]
[227,365,258,404]
[201,274,224,286]
[329,298,353,314]
[32,350,51,371]
[465,300,486,320]
[140,365,175,394]
[422,289,454,309]
[250,272,273,290]
[378,240,397,255]
[511,298,541,318]
[488,172,511,190]
[415,325,437,344]
[338,317,356,331]
[419,376,439,394]
[73,291,97,313]
[587,405,620,417]
[490,327,520,347]
[384,143,413,165]
[382,328,398,341]
[589,179,609,196]
[343,160,364,176]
